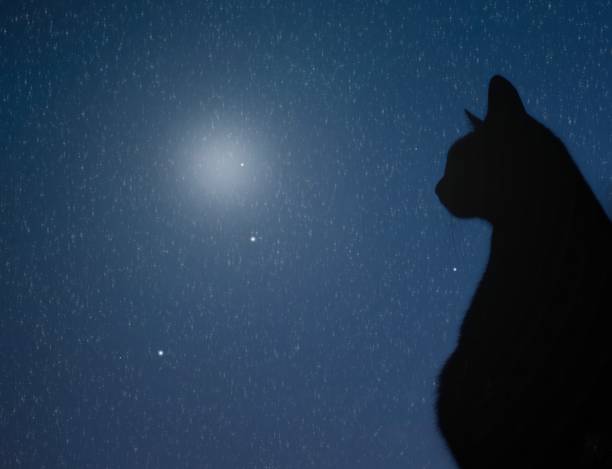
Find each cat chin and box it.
[437,194,484,219]
[442,205,479,220]
[435,180,475,218]
[437,198,476,219]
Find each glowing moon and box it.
[178,117,272,208]
[194,133,250,196]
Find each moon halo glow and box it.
[179,119,271,210]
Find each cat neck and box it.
[488,178,607,268]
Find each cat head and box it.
[435,75,559,224]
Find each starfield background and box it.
[2,1,611,468]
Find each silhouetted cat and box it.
[435,76,612,469]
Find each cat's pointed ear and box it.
[465,109,483,129]
[486,75,525,120]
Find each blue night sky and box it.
[2,1,611,468]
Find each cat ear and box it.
[486,75,526,120]
[465,109,483,129]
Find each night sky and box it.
[2,1,612,468]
